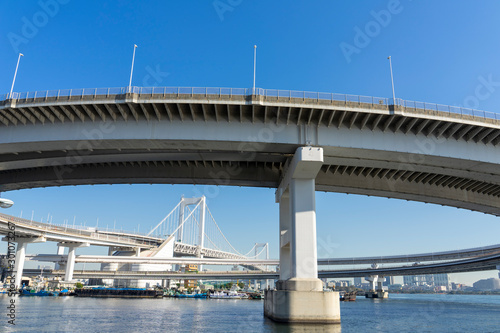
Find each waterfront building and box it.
[354,277,364,286]
[473,278,500,291]
[184,264,198,289]
[332,280,350,288]
[433,274,450,288]
[451,282,466,290]
[404,274,450,289]
[403,275,431,286]
[383,276,395,286]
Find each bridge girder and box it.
[0,92,499,215]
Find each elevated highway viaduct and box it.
[1,86,499,323]
[0,87,499,215]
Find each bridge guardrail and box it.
[3,86,499,122]
[0,212,157,247]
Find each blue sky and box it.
[1,0,500,285]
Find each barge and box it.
[74,287,163,298]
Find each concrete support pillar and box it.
[265,147,340,324]
[365,275,388,298]
[59,242,89,283]
[13,242,27,288]
[279,192,291,281]
[290,178,318,280]
[10,237,46,288]
[55,246,66,270]
[65,246,77,282]
[497,265,500,279]
[101,247,117,286]
[365,275,378,291]
[377,277,384,292]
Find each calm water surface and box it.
[1,293,500,332]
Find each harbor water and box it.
[1,293,500,332]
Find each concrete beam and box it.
[2,236,46,243]
[276,147,324,202]
[57,242,90,248]
[54,245,65,270]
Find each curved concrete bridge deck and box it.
[0,213,251,260]
[0,86,499,215]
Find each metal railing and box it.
[2,86,499,122]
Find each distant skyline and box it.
[2,1,500,285]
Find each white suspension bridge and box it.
[144,196,269,261]
[2,195,500,289]
[0,196,271,288]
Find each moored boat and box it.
[248,292,264,300]
[339,291,357,301]
[175,292,207,299]
[20,288,58,296]
[74,287,163,298]
[209,290,247,299]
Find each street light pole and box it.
[253,45,257,95]
[387,56,396,105]
[128,44,138,93]
[10,53,24,99]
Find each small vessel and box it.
[20,288,58,296]
[248,292,264,300]
[74,287,163,298]
[209,290,247,299]
[58,289,76,296]
[175,292,207,299]
[339,291,357,301]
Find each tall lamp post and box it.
[9,53,24,99]
[253,45,257,95]
[128,44,138,93]
[387,56,396,106]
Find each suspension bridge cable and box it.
[205,206,247,257]
[147,201,182,236]
[167,200,203,243]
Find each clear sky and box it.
[1,0,500,285]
